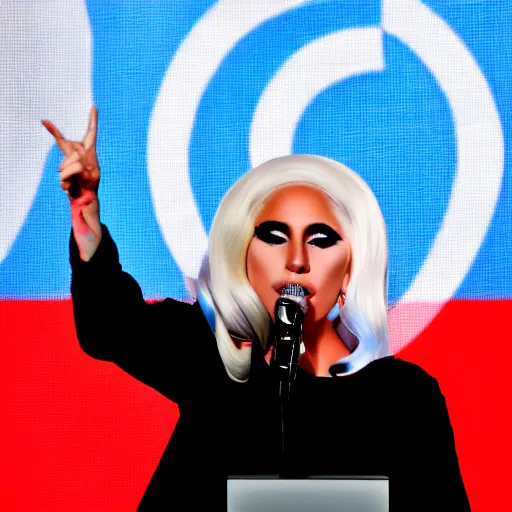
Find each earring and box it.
[327,302,340,321]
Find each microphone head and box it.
[279,283,308,314]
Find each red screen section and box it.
[1,299,510,511]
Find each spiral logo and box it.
[148,0,503,352]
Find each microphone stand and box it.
[271,298,303,478]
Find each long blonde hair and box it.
[197,155,389,381]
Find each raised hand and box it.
[42,106,102,261]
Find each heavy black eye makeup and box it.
[254,221,289,245]
[254,221,342,248]
[305,223,342,248]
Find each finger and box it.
[58,151,80,171]
[41,119,64,139]
[61,178,74,192]
[60,161,83,181]
[41,120,74,155]
[83,106,97,150]
[68,140,87,157]
[81,145,98,170]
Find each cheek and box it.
[311,250,350,303]
[246,241,282,317]
[246,241,273,293]
[247,240,284,278]
[330,257,350,284]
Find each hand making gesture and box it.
[42,107,102,261]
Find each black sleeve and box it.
[69,224,204,404]
[398,373,472,511]
[424,378,471,510]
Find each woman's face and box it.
[246,184,351,324]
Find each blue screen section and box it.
[294,35,455,304]
[1,0,511,301]
[190,1,380,233]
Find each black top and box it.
[70,225,471,511]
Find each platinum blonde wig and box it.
[197,155,389,381]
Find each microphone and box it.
[271,283,307,399]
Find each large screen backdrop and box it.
[1,1,511,510]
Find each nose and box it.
[286,240,310,274]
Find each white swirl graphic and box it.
[0,0,93,262]
[148,0,308,279]
[383,0,503,351]
[149,0,504,352]
[249,28,384,165]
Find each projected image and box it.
[1,1,510,511]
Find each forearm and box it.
[71,197,102,262]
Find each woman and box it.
[43,108,471,511]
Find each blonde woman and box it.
[43,109,470,511]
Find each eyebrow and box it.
[255,220,342,239]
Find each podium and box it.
[227,475,389,512]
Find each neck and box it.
[298,319,350,376]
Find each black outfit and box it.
[70,225,471,511]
